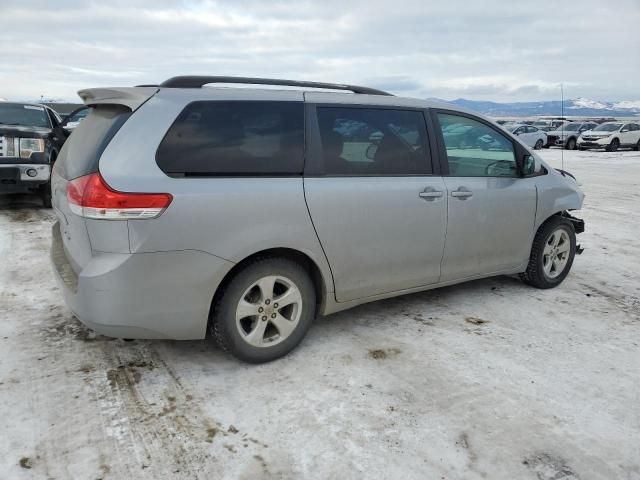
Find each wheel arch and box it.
[207,247,329,335]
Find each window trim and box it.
[304,103,437,177]
[430,108,536,178]
[155,100,306,178]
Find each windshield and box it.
[0,104,50,128]
[533,121,549,126]
[593,123,622,132]
[558,123,580,131]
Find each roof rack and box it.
[157,76,393,96]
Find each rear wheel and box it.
[534,139,544,150]
[605,138,620,152]
[566,137,577,150]
[210,257,316,363]
[520,216,576,289]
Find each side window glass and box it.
[437,113,517,177]
[317,107,430,175]
[156,101,304,176]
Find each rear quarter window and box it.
[55,105,131,180]
[156,101,304,176]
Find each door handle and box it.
[419,190,444,200]
[451,189,473,199]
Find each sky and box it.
[1,0,639,103]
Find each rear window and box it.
[156,101,304,176]
[55,105,131,180]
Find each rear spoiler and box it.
[77,87,158,110]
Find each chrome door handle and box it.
[419,190,444,200]
[451,189,473,199]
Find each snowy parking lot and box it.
[1,149,639,479]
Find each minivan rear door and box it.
[51,104,133,271]
[304,97,446,302]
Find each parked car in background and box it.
[51,76,585,363]
[504,124,547,149]
[62,106,90,132]
[578,122,640,151]
[0,102,72,206]
[546,121,598,150]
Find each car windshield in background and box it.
[0,104,50,128]
[593,123,622,132]
[559,123,580,131]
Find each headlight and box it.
[19,138,45,158]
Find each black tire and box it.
[534,139,544,150]
[565,137,577,150]
[520,216,577,289]
[605,138,620,152]
[210,257,316,363]
[40,181,52,208]
[634,139,640,151]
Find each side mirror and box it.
[621,129,629,133]
[365,144,377,160]
[517,154,536,176]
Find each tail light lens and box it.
[67,173,172,220]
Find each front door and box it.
[304,102,447,302]
[433,111,538,281]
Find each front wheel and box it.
[210,257,316,363]
[40,181,52,208]
[534,139,544,150]
[565,137,577,150]
[520,216,576,289]
[605,138,620,152]
[634,139,640,151]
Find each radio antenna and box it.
[561,83,564,170]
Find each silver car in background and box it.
[51,76,585,363]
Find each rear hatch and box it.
[52,104,134,272]
[52,86,157,272]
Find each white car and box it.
[505,124,547,150]
[578,122,640,151]
[546,121,598,150]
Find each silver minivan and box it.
[51,76,585,363]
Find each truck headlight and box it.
[19,138,45,158]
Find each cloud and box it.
[0,0,638,101]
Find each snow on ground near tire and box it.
[1,149,639,479]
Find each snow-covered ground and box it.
[1,149,639,480]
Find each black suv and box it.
[0,102,83,206]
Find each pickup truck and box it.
[0,102,80,206]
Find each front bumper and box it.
[578,138,610,148]
[0,163,50,193]
[50,221,234,340]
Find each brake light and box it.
[67,173,172,220]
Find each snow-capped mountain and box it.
[440,98,640,117]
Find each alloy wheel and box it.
[542,229,571,279]
[235,275,302,348]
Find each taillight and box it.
[67,173,172,220]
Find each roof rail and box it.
[157,76,393,96]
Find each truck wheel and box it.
[520,216,576,289]
[534,139,544,150]
[40,182,52,208]
[565,137,577,150]
[605,138,620,152]
[210,257,316,363]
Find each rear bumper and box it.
[50,221,234,340]
[0,163,50,193]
